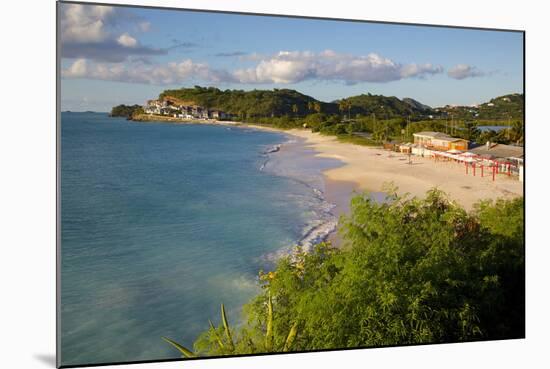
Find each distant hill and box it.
[159,86,331,118]
[158,87,434,119]
[402,98,432,112]
[436,93,524,121]
[110,104,143,118]
[478,93,524,120]
[150,86,523,122]
[342,93,432,118]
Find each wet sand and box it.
[241,124,523,247]
[324,178,358,245]
[283,129,523,212]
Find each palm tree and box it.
[313,102,321,114]
[509,120,524,145]
[338,100,345,116]
[338,99,352,121]
[347,101,352,120]
[292,104,299,116]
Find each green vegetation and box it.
[480,94,524,120]
[110,104,144,119]
[165,189,524,357]
[438,93,524,121]
[159,87,522,123]
[477,120,524,145]
[336,134,381,147]
[164,300,299,357]
[159,86,433,119]
[343,93,426,119]
[112,87,522,146]
[154,87,523,146]
[159,86,333,118]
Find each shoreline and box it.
[283,129,523,212]
[242,122,523,211]
[127,116,523,242]
[259,134,342,251]
[323,178,359,245]
[129,116,342,249]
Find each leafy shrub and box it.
[165,189,524,357]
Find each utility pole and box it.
[452,114,456,136]
[451,114,455,135]
[406,115,410,140]
[508,114,511,141]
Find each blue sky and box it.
[60,2,523,112]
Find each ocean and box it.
[60,112,342,366]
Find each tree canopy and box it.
[158,86,436,119]
[110,104,143,118]
[153,87,523,146]
[165,189,524,357]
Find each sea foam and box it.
[258,136,342,259]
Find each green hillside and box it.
[110,104,143,118]
[159,86,334,118]
[342,93,432,118]
[136,87,524,124]
[437,93,524,121]
[128,87,524,145]
[478,93,524,120]
[157,87,524,122]
[158,86,433,119]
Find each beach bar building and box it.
[412,145,433,157]
[413,131,469,151]
[469,142,524,161]
[469,142,524,181]
[429,141,524,182]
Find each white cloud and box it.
[60,4,115,43]
[64,59,89,77]
[117,33,138,48]
[62,58,234,85]
[62,50,444,86]
[233,50,443,84]
[400,63,443,78]
[60,3,163,62]
[447,64,485,80]
[138,21,151,32]
[234,51,314,84]
[239,52,268,62]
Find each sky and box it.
[59,2,524,112]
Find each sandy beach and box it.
[282,129,523,214]
[132,117,523,214]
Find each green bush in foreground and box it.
[165,189,524,357]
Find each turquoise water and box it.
[60,113,340,366]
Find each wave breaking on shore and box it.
[258,137,343,262]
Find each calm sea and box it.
[60,112,341,366]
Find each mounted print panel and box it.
[57,1,525,367]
